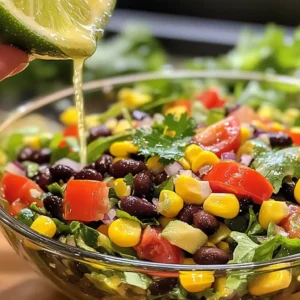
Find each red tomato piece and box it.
[203,162,274,204]
[197,89,225,109]
[280,206,300,239]
[229,105,262,124]
[9,199,27,217]
[63,125,79,138]
[63,180,109,222]
[20,181,43,207]
[285,130,300,146]
[193,116,241,157]
[135,226,184,264]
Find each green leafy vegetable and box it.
[29,203,47,215]
[98,103,123,124]
[5,133,23,161]
[226,275,248,298]
[133,113,196,164]
[50,147,70,164]
[22,161,39,178]
[52,218,70,234]
[252,147,300,193]
[47,183,66,197]
[154,177,174,196]
[246,206,264,236]
[16,208,36,226]
[116,210,159,227]
[123,173,134,186]
[206,108,226,125]
[124,272,151,290]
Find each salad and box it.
[1,78,300,299]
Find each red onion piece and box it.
[179,170,193,177]
[5,162,26,177]
[164,162,184,177]
[152,198,159,207]
[275,225,289,237]
[102,209,117,225]
[197,165,212,178]
[240,154,253,167]
[54,158,81,172]
[221,152,236,161]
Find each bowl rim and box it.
[1,69,300,272]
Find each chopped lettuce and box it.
[116,210,159,227]
[124,272,151,290]
[246,206,264,236]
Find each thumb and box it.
[0,45,28,81]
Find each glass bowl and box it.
[1,70,300,300]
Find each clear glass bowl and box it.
[1,70,300,300]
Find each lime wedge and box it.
[0,0,115,59]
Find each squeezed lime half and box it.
[0,0,116,59]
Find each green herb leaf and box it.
[124,272,151,290]
[52,218,70,234]
[5,133,23,160]
[50,147,70,164]
[16,208,36,226]
[116,210,142,225]
[246,206,264,236]
[47,183,66,197]
[123,173,134,186]
[22,161,39,178]
[154,177,174,197]
[29,203,47,215]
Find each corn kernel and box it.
[105,118,118,131]
[159,216,176,228]
[97,225,109,236]
[85,115,100,129]
[165,106,188,119]
[206,241,217,248]
[180,271,215,293]
[113,178,131,198]
[146,156,164,175]
[268,122,285,132]
[178,158,191,170]
[290,126,300,134]
[175,176,212,205]
[24,136,40,149]
[215,277,232,298]
[257,106,277,120]
[259,200,289,229]
[108,218,141,247]
[30,216,57,238]
[217,241,230,254]
[60,106,78,126]
[295,180,300,204]
[209,223,231,244]
[112,120,131,135]
[183,258,196,265]
[240,126,252,144]
[251,120,268,131]
[109,141,138,157]
[184,144,203,165]
[236,140,254,160]
[192,151,220,173]
[249,270,292,296]
[203,193,240,219]
[158,190,184,218]
[118,88,152,109]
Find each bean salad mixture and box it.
[1,79,300,299]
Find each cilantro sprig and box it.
[132,113,197,164]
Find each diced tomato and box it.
[1,173,43,207]
[135,226,184,264]
[229,105,262,124]
[58,139,68,149]
[63,125,79,138]
[203,162,274,204]
[9,200,27,217]
[285,130,300,146]
[63,180,109,222]
[197,89,225,109]
[193,116,241,157]
[280,206,300,238]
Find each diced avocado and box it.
[162,220,208,254]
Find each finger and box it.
[0,45,28,81]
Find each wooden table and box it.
[0,233,68,300]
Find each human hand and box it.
[0,45,28,81]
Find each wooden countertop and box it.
[0,233,68,300]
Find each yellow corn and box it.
[175,176,212,205]
[113,178,131,198]
[290,126,300,134]
[236,140,255,160]
[97,225,109,236]
[178,158,191,170]
[295,180,300,204]
[209,223,231,244]
[191,151,220,173]
[165,106,188,119]
[85,114,100,129]
[214,277,232,298]
[180,271,215,293]
[105,118,118,131]
[240,126,252,145]
[249,270,292,296]
[282,108,300,125]
[30,216,57,238]
[259,200,289,229]
[109,141,138,157]
[217,241,230,254]
[24,136,40,149]
[251,120,268,131]
[268,122,285,132]
[60,106,78,126]
[146,156,164,175]
[183,258,196,265]
[184,144,203,165]
[206,241,217,248]
[108,218,141,247]
[159,217,176,228]
[112,120,131,135]
[118,88,152,109]
[257,106,278,120]
[203,193,240,219]
[158,190,184,218]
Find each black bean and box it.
[154,172,168,185]
[281,182,296,202]
[193,210,220,235]
[120,196,157,218]
[44,195,63,219]
[32,148,52,164]
[225,215,248,232]
[17,146,36,162]
[35,168,53,191]
[95,154,113,174]
[84,163,96,170]
[74,169,103,181]
[109,159,147,178]
[239,197,253,213]
[133,171,153,197]
[149,278,178,296]
[178,204,200,224]
[132,110,150,121]
[50,165,75,183]
[193,247,229,265]
[267,132,293,148]
[73,261,91,275]
[88,125,111,143]
[130,153,145,161]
